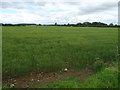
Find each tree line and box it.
[1,23,36,26]
[0,22,119,27]
[52,22,118,27]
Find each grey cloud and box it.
[78,2,117,15]
[1,2,11,8]
[64,2,81,5]
[36,2,46,6]
[0,2,46,9]
[1,2,26,9]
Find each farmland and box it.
[2,26,118,88]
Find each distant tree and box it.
[114,24,118,27]
[91,22,99,27]
[55,22,57,26]
[83,22,91,27]
[91,22,108,27]
[76,23,83,26]
[63,24,66,26]
[109,23,114,27]
[67,23,70,26]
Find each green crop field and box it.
[2,26,118,88]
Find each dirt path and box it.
[3,68,93,88]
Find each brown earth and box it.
[3,68,93,88]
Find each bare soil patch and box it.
[3,68,93,88]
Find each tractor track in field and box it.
[3,68,93,88]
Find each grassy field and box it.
[38,64,118,88]
[2,26,118,88]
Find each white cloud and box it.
[0,0,119,24]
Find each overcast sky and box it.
[0,0,119,24]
